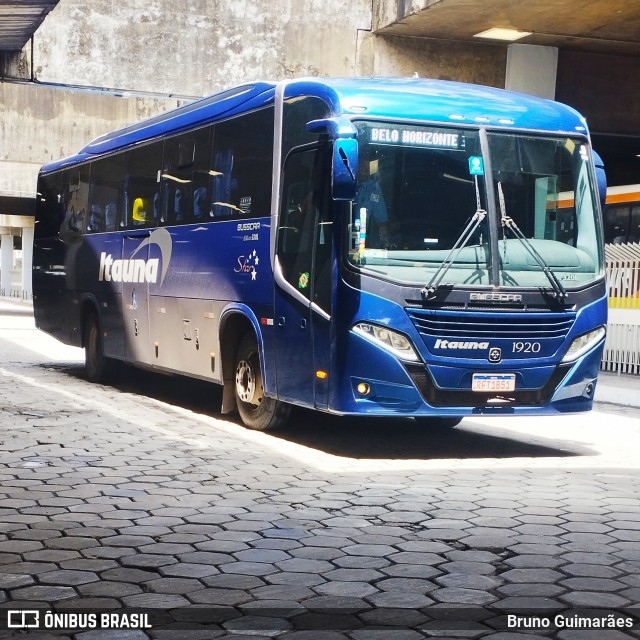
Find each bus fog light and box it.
[357,382,371,396]
[353,322,419,362]
[561,326,606,363]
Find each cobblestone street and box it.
[1,302,639,639]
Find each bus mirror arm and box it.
[306,117,357,139]
[332,139,358,201]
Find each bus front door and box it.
[275,146,332,409]
[122,233,151,365]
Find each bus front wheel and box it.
[84,312,113,383]
[234,333,291,431]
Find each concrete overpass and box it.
[0,0,58,50]
[0,0,60,298]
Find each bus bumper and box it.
[330,329,605,417]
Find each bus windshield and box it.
[347,121,603,290]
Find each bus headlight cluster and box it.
[561,326,606,363]
[353,322,419,362]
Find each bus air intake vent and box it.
[406,308,576,341]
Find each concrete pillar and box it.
[505,44,558,99]
[1,233,13,296]
[21,226,34,299]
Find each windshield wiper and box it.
[422,208,486,299]
[497,182,567,300]
[422,174,486,299]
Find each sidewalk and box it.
[595,370,640,408]
[0,294,32,307]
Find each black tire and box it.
[84,312,113,383]
[413,416,463,429]
[234,333,291,431]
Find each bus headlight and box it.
[353,322,420,362]
[561,326,606,363]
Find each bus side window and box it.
[629,205,640,243]
[192,127,212,220]
[606,205,630,244]
[278,155,314,296]
[282,96,331,163]
[87,204,104,233]
[124,142,163,229]
[89,155,124,233]
[58,167,89,236]
[278,146,331,307]
[35,173,64,240]
[210,107,274,218]
[105,202,117,231]
[162,127,211,224]
[163,136,194,224]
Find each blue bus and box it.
[33,77,607,430]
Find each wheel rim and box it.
[235,358,257,404]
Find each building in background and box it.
[1,0,639,371]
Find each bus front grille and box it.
[406,308,576,342]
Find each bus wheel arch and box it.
[219,312,290,431]
[219,311,254,415]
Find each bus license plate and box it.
[472,373,516,392]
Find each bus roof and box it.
[324,77,586,133]
[41,76,588,173]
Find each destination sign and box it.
[367,125,465,150]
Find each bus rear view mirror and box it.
[306,117,359,201]
[332,138,358,201]
[593,150,607,211]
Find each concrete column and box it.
[1,233,13,296]
[505,44,558,99]
[21,226,34,299]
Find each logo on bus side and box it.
[235,249,259,280]
[98,228,173,285]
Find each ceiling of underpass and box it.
[378,0,640,56]
[378,0,640,184]
[0,0,59,51]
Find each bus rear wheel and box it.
[234,333,291,431]
[84,312,113,383]
[413,416,463,429]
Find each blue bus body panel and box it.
[326,77,587,133]
[78,221,272,304]
[282,77,586,134]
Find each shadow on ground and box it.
[44,361,595,461]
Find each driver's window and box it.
[277,146,331,310]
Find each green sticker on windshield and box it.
[469,156,484,175]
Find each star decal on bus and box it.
[235,249,259,280]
